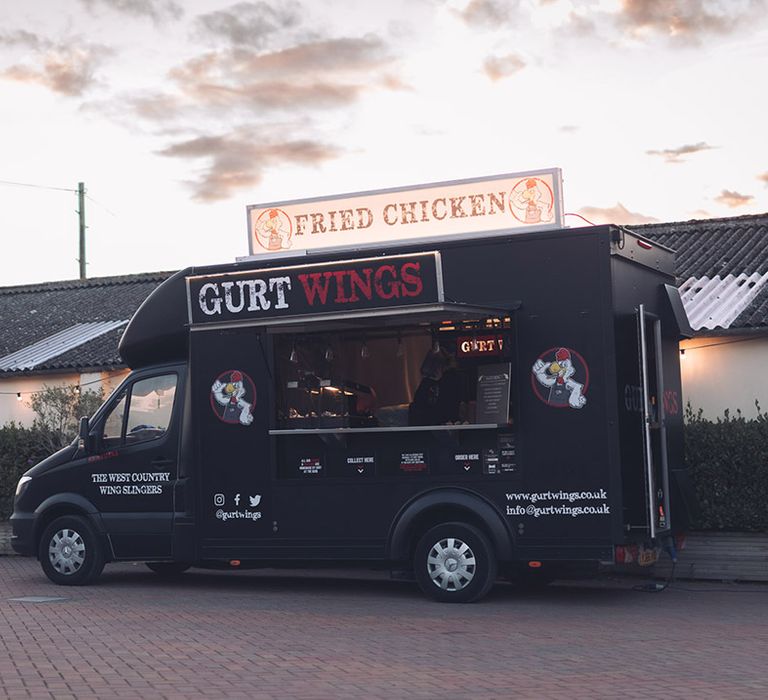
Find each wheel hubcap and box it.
[427,537,476,591]
[49,528,86,576]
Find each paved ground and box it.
[0,557,767,699]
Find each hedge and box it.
[0,424,58,520]
[685,404,768,532]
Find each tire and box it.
[414,522,497,603]
[39,515,106,586]
[146,562,191,576]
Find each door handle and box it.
[151,458,174,467]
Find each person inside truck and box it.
[408,346,463,425]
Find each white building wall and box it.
[680,335,768,420]
[0,370,129,428]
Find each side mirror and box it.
[78,416,91,453]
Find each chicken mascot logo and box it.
[211,370,256,425]
[531,347,588,409]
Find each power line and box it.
[86,194,118,217]
[0,178,78,193]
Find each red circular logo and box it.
[531,347,589,409]
[253,208,293,251]
[509,177,555,225]
[210,369,257,425]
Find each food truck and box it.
[11,171,695,602]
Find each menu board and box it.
[475,363,511,425]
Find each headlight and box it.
[15,475,32,498]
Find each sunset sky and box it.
[1,0,766,286]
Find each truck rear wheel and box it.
[414,522,497,603]
[39,515,105,586]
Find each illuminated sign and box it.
[246,169,563,255]
[457,335,506,357]
[186,252,442,327]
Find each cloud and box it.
[559,125,579,133]
[646,141,715,163]
[0,30,49,50]
[90,26,398,201]
[459,0,521,27]
[162,36,394,115]
[157,130,340,201]
[616,0,765,44]
[78,0,183,22]
[577,203,659,225]
[483,53,525,80]
[194,1,302,48]
[715,189,754,208]
[1,41,113,96]
[758,172,768,187]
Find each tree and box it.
[28,385,104,452]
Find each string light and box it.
[1,375,123,399]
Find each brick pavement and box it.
[0,557,767,699]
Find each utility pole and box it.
[77,181,86,280]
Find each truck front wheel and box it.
[414,522,497,603]
[39,515,105,586]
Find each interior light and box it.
[289,342,299,363]
[361,340,370,359]
[325,345,334,362]
[16,392,22,401]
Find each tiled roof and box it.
[0,272,172,375]
[637,213,768,331]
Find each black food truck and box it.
[11,224,695,602]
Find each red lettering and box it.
[332,270,350,303]
[400,262,423,297]
[663,390,680,416]
[348,269,373,302]
[374,265,399,299]
[298,272,333,305]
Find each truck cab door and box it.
[87,368,183,559]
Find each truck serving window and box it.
[273,322,513,430]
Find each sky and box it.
[1,0,767,286]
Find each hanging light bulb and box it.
[16,392,22,402]
[361,340,370,359]
[325,345,334,362]
[289,341,299,364]
[396,333,404,358]
[74,385,81,395]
